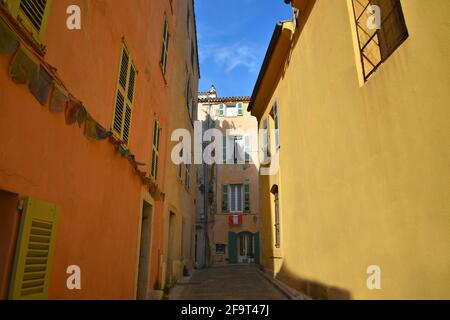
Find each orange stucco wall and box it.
[0,0,176,299]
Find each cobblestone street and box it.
[169,265,288,300]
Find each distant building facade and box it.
[197,87,261,266]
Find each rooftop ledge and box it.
[248,21,295,118]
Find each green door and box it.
[228,232,237,264]
[254,233,260,264]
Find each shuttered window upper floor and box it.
[4,0,52,43]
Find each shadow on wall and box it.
[276,262,352,300]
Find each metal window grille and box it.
[351,0,408,81]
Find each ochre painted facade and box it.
[163,0,200,284]
[197,94,261,266]
[250,0,450,299]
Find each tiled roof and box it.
[198,96,251,103]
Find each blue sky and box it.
[195,0,292,97]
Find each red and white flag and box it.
[229,215,242,225]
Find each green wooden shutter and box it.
[244,136,251,162]
[237,103,243,116]
[219,104,225,117]
[228,232,237,264]
[254,233,260,264]
[222,185,229,212]
[244,184,250,212]
[9,197,60,300]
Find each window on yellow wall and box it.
[151,119,161,180]
[160,17,170,75]
[262,117,271,162]
[271,185,280,249]
[6,0,53,43]
[270,100,280,149]
[351,0,408,81]
[112,44,136,146]
[185,164,191,191]
[178,148,184,180]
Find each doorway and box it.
[0,190,19,299]
[238,232,254,263]
[136,201,153,300]
[166,212,176,284]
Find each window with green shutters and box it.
[6,0,53,43]
[222,185,229,212]
[9,197,60,300]
[237,102,244,116]
[219,103,244,117]
[244,184,250,212]
[160,16,170,75]
[219,104,225,117]
[112,44,136,146]
[151,119,161,180]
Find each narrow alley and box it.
[169,265,287,300]
[0,0,448,304]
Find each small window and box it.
[272,100,280,149]
[218,103,244,118]
[216,244,226,254]
[226,104,238,117]
[178,148,183,180]
[351,0,408,81]
[112,45,136,145]
[160,17,170,75]
[271,185,280,249]
[151,119,161,180]
[229,184,243,213]
[262,117,270,162]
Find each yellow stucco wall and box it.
[255,0,450,299]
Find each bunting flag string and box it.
[29,64,53,106]
[9,45,38,84]
[77,105,88,128]
[50,83,69,113]
[65,98,82,125]
[0,14,164,200]
[96,124,112,141]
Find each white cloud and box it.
[199,42,260,73]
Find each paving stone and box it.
[169,265,288,300]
